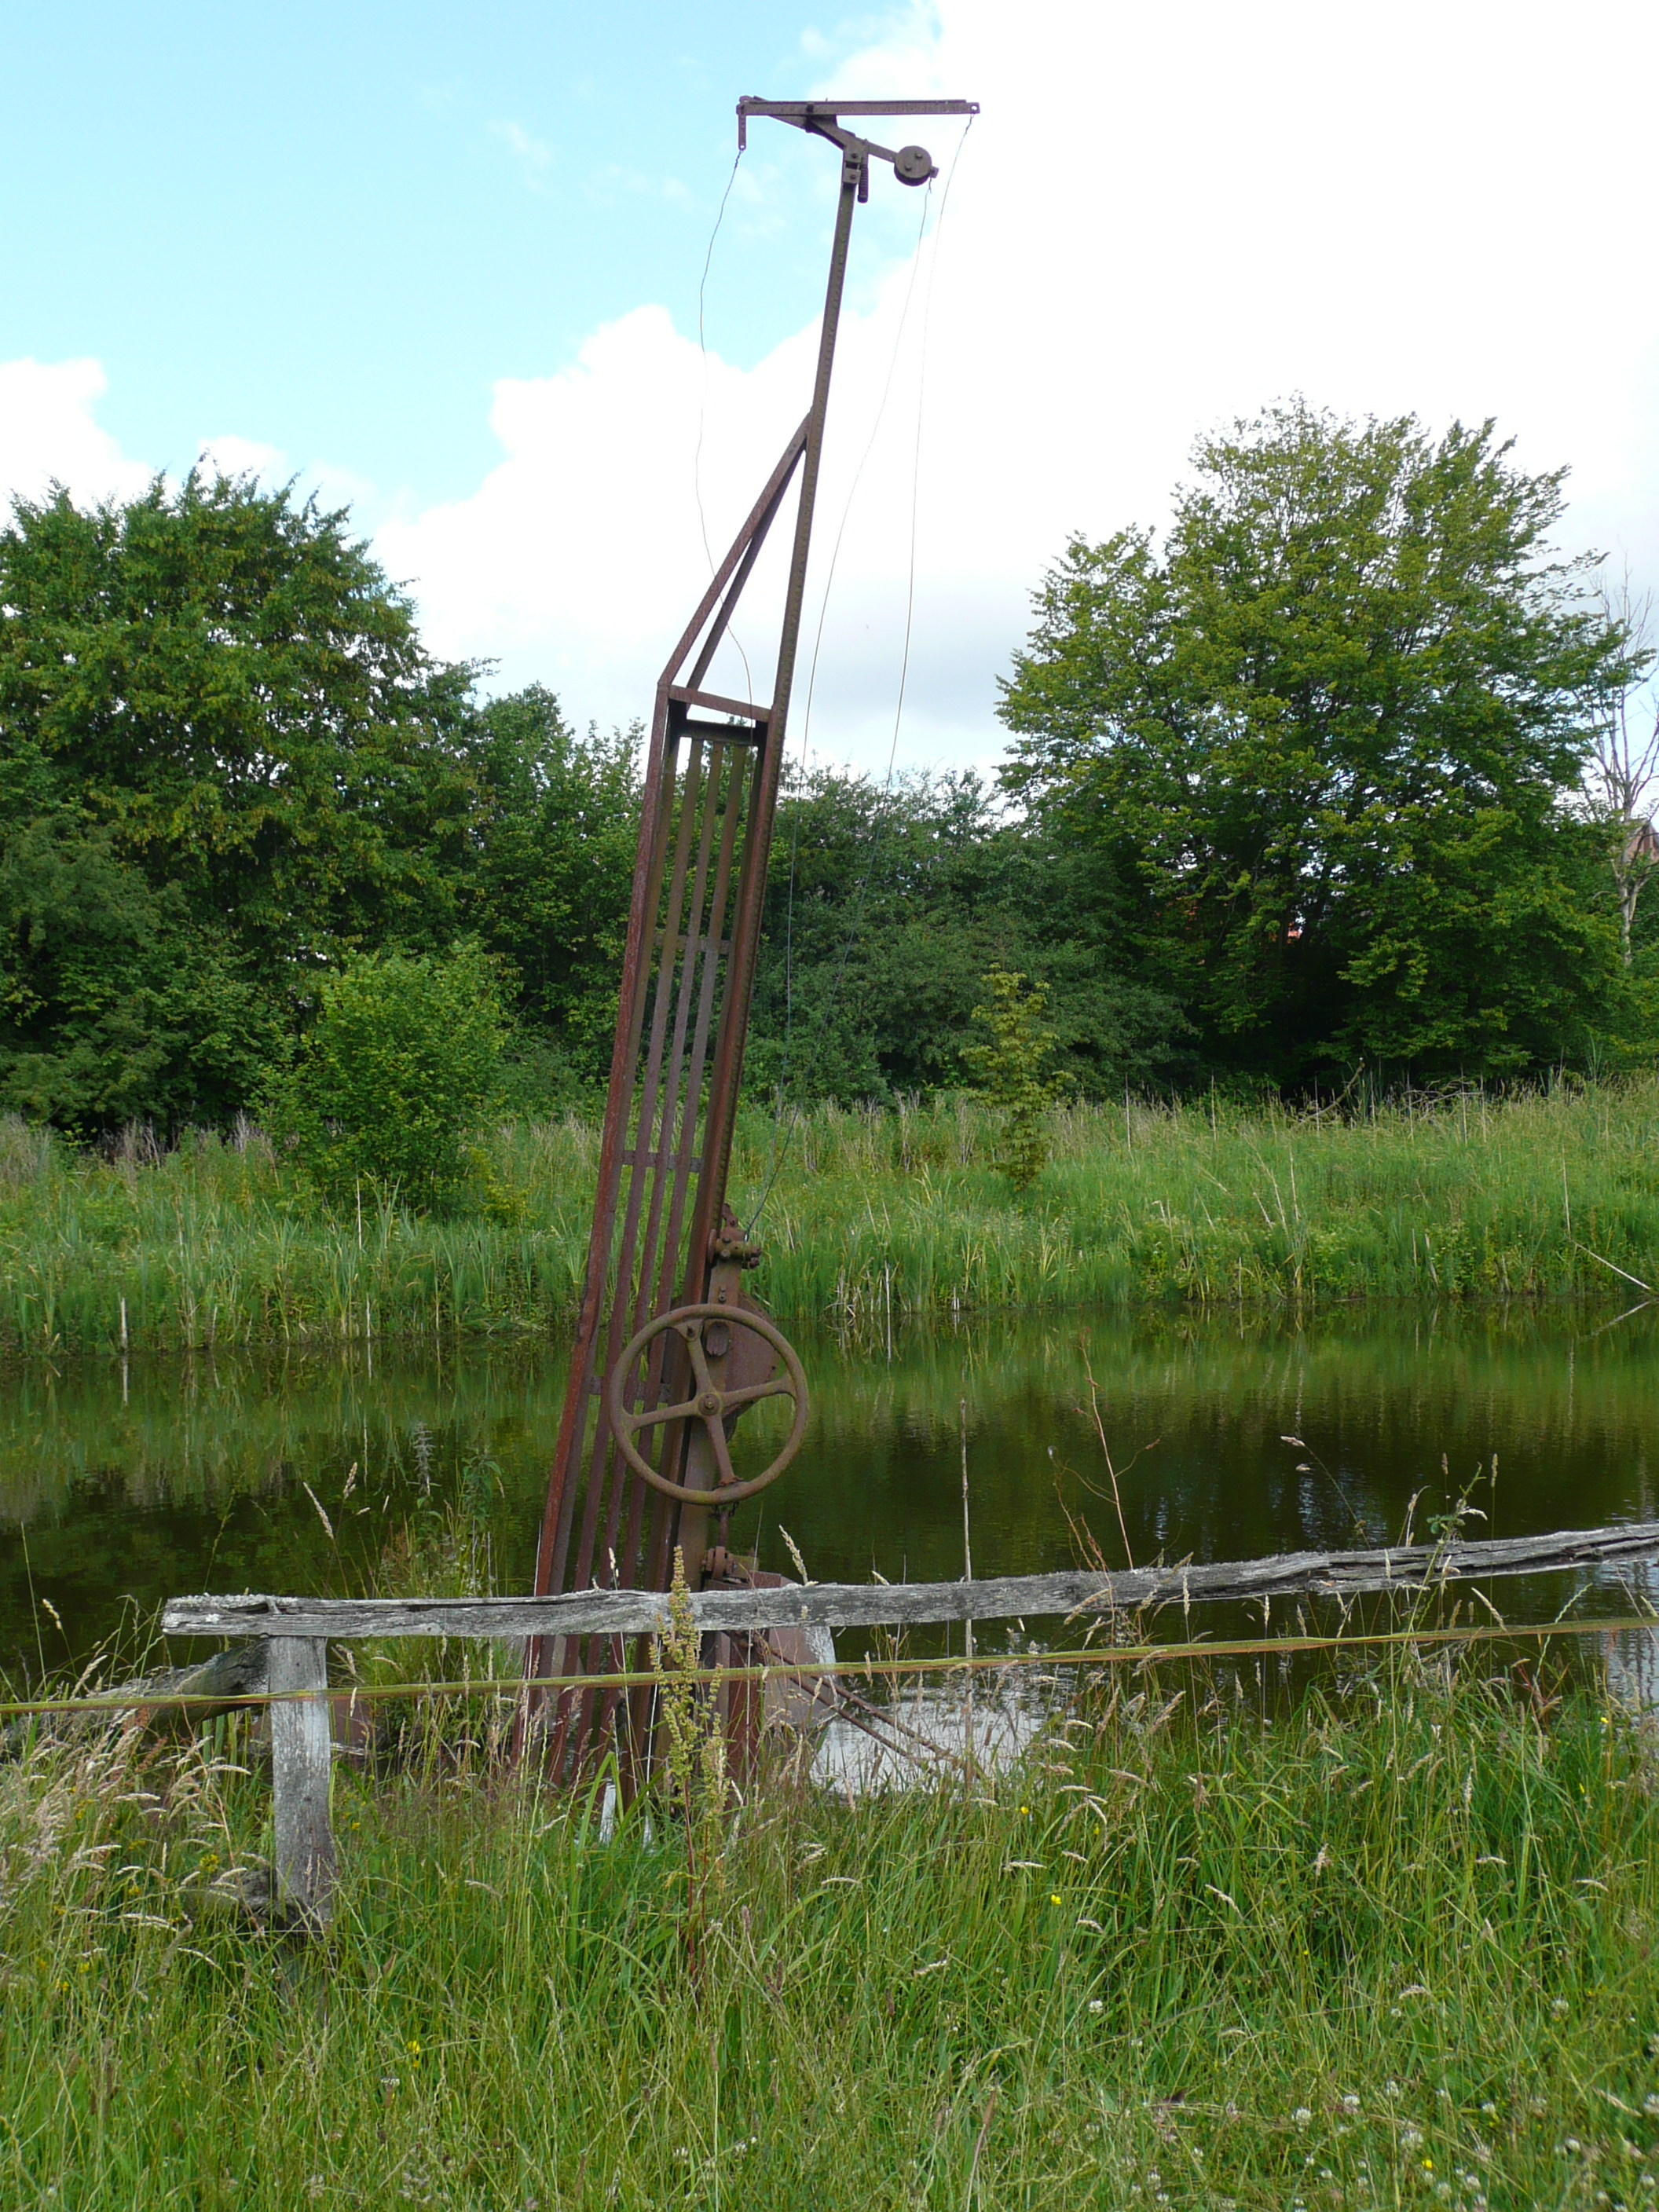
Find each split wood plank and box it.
[163,1518,1659,1645]
[1,1643,268,1760]
[267,1636,336,1927]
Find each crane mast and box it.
[524,97,976,1778]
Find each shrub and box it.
[269,946,504,1209]
[962,967,1063,1192]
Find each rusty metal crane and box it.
[523,96,976,1781]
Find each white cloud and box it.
[378,303,811,710]
[382,0,1659,774]
[7,0,1658,780]
[0,364,350,544]
[0,384,380,542]
[0,357,153,514]
[489,118,555,194]
[196,432,287,485]
[194,431,378,519]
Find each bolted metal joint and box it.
[709,1201,764,1269]
[893,143,935,185]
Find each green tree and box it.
[1579,577,1659,970]
[266,946,504,1209]
[962,968,1063,1192]
[0,819,278,1130]
[746,764,1185,1104]
[999,402,1645,1085]
[0,470,479,1128]
[465,685,640,1093]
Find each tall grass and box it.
[738,1079,1659,1328]
[4,1078,1659,1353]
[5,1643,1659,2207]
[0,1116,596,1357]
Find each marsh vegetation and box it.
[4,1639,1658,2208]
[2,1079,1657,1357]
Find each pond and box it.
[4,1302,1657,1690]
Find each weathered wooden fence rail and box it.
[162,1520,1659,1646]
[152,1518,1659,1928]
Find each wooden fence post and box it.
[268,1636,335,1928]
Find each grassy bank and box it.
[4,1646,1659,2207]
[4,1079,1659,1354]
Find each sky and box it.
[4,0,1658,777]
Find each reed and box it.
[3,1639,1657,2207]
[0,1118,593,1357]
[4,1077,1659,1353]
[734,1077,1659,1328]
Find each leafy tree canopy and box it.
[0,470,479,1127]
[464,685,641,1092]
[963,968,1064,1192]
[998,402,1647,1084]
[0,816,279,1130]
[745,763,1186,1104]
[5,416,1649,1141]
[0,476,645,1130]
[1,469,479,967]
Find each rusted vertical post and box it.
[679,152,858,1294]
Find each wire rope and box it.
[745,114,975,1236]
[768,178,934,1174]
[692,144,755,701]
[2,1607,1646,1718]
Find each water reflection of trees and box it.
[0,1346,570,1525]
[3,1306,1655,1679]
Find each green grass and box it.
[5,1076,1659,1354]
[0,1114,597,1357]
[5,1644,1659,2207]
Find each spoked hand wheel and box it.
[606,1303,808,1506]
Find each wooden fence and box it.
[151,1518,1659,1928]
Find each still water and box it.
[3,1305,1657,1686]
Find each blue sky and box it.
[1,2,917,504]
[5,2,1658,768]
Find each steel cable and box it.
[693,143,756,701]
[745,114,976,1236]
[4,1606,1648,1718]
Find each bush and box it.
[963,967,1063,1192]
[269,947,504,1209]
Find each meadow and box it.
[3,1080,1659,1356]
[2,1636,1657,2209]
